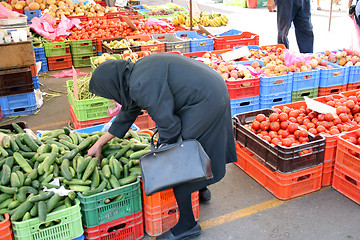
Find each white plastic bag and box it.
[349,17,360,50]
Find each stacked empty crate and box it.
[44,40,72,71]
[70,39,97,68]
[233,109,326,200]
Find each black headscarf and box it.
[89,59,135,110]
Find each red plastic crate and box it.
[30,64,36,77]
[346,82,360,91]
[67,15,88,22]
[318,84,347,96]
[69,102,113,129]
[141,183,199,237]
[120,15,144,21]
[95,0,107,6]
[126,35,165,54]
[234,142,323,200]
[0,213,13,240]
[226,77,260,100]
[336,130,360,175]
[332,162,360,205]
[260,44,287,51]
[214,32,259,50]
[87,16,107,21]
[84,211,144,240]
[322,158,334,187]
[340,88,360,98]
[134,110,155,130]
[47,54,73,71]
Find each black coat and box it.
[90,53,237,192]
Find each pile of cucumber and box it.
[0,123,152,223]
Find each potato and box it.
[28,2,40,9]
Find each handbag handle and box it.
[149,130,182,152]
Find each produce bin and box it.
[292,69,320,91]
[260,73,293,95]
[260,92,292,109]
[67,80,112,121]
[291,87,318,102]
[335,130,360,175]
[234,143,323,200]
[70,39,97,55]
[101,37,141,54]
[34,47,46,61]
[347,82,360,91]
[214,32,259,50]
[0,213,13,240]
[83,211,144,240]
[174,31,214,52]
[347,65,360,84]
[126,35,165,54]
[319,61,348,87]
[318,84,347,96]
[47,54,73,71]
[44,41,71,57]
[0,92,37,118]
[0,67,34,96]
[226,76,260,100]
[77,177,142,227]
[230,96,259,116]
[134,110,156,130]
[332,162,360,205]
[233,109,326,173]
[69,102,113,129]
[142,183,199,237]
[152,33,190,53]
[24,9,41,23]
[90,54,122,73]
[32,76,39,89]
[72,52,97,68]
[37,57,48,73]
[12,199,83,240]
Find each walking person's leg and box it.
[276,0,294,48]
[293,0,314,53]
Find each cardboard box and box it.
[0,41,35,70]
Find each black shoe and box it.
[199,188,211,204]
[156,223,202,240]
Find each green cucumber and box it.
[2,135,10,148]
[22,134,39,152]
[38,200,47,222]
[118,175,137,186]
[91,167,100,189]
[10,172,21,188]
[76,156,91,174]
[46,194,62,213]
[59,139,77,150]
[69,185,91,192]
[8,200,22,210]
[102,165,111,178]
[101,158,109,168]
[68,191,76,201]
[4,156,14,168]
[61,159,73,181]
[1,164,11,185]
[27,168,38,181]
[43,153,57,172]
[69,133,78,145]
[0,146,8,157]
[109,175,120,189]
[12,123,25,133]
[22,211,31,221]
[11,200,34,221]
[10,136,19,152]
[0,194,12,203]
[15,134,32,152]
[16,186,38,202]
[82,157,98,181]
[129,149,151,159]
[13,152,32,173]
[82,181,107,196]
[59,148,80,161]
[30,202,38,217]
[0,198,12,209]
[64,179,91,185]
[77,137,92,151]
[29,191,55,202]
[31,179,40,189]
[15,171,25,186]
[58,134,73,143]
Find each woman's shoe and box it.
[199,187,211,204]
[156,223,202,240]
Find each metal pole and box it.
[329,0,333,31]
[190,0,193,30]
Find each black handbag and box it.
[139,131,213,196]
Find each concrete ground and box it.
[1,0,360,239]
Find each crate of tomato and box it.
[233,109,326,173]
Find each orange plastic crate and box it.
[30,64,37,77]
[87,16,107,21]
[318,84,347,96]
[134,110,155,130]
[142,184,199,237]
[47,54,72,71]
[336,130,360,174]
[260,44,287,51]
[226,77,260,100]
[69,102,112,129]
[214,32,259,50]
[346,82,360,91]
[126,35,165,54]
[340,88,360,97]
[332,162,360,205]
[0,213,13,240]
[84,211,144,240]
[234,142,323,200]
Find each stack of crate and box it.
[44,41,72,71]
[233,109,326,200]
[346,64,360,91]
[291,65,320,102]
[318,61,348,96]
[34,46,48,74]
[70,39,97,68]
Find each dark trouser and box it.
[171,185,197,235]
[277,0,314,53]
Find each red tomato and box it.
[349,95,358,103]
[288,110,299,118]
[325,95,334,102]
[289,117,297,123]
[327,101,335,107]
[324,113,334,122]
[294,130,301,139]
[352,105,360,114]
[329,128,340,135]
[303,118,311,126]
[270,121,280,131]
[307,123,316,129]
[299,129,308,138]
[256,114,266,122]
[252,120,261,130]
[336,106,347,115]
[279,112,289,122]
[316,125,326,133]
[308,128,317,135]
[282,138,292,147]
[296,116,304,124]
[299,136,309,143]
[271,138,281,146]
[281,130,290,138]
[288,123,298,134]
[348,137,358,145]
[280,121,289,130]
[339,113,349,123]
[262,135,272,143]
[346,100,356,109]
[333,117,342,125]
[269,113,279,122]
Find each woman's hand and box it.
[87,131,115,160]
[267,0,276,12]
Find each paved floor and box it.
[1,1,360,239]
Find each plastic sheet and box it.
[146,17,174,29]
[283,49,311,67]
[0,4,20,19]
[52,69,90,78]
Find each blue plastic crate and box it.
[319,61,348,87]
[38,57,48,73]
[34,47,46,61]
[133,4,150,11]
[217,29,243,37]
[24,10,41,23]
[32,76,39,89]
[174,31,214,52]
[0,92,37,118]
[260,92,292,109]
[230,96,259,116]
[292,69,320,91]
[260,73,293,95]
[347,65,360,83]
[97,51,102,56]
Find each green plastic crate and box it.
[77,177,142,227]
[90,54,122,73]
[44,41,71,57]
[11,199,83,240]
[257,0,267,7]
[67,80,112,121]
[291,87,319,102]
[72,52,97,68]
[70,39,97,55]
